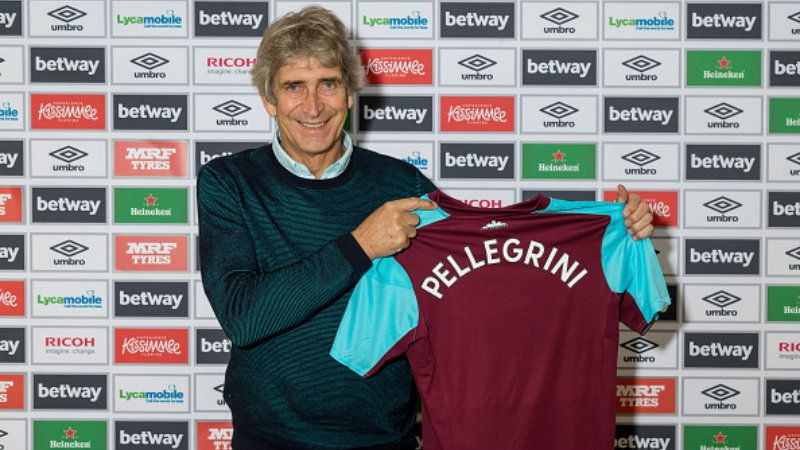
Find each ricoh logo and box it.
[702,291,741,317]
[539,102,578,128]
[130,53,169,79]
[622,149,660,175]
[540,7,578,34]
[522,50,596,86]
[116,421,188,450]
[622,55,661,81]
[701,383,740,410]
[684,333,759,368]
[769,192,800,228]
[458,54,495,81]
[213,100,250,126]
[605,97,678,133]
[688,3,762,39]
[206,56,255,71]
[47,5,87,31]
[49,146,87,172]
[441,3,514,38]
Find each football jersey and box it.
[331,190,670,450]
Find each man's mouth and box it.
[299,118,329,129]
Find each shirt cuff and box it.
[335,234,372,277]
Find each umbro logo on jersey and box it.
[481,220,507,230]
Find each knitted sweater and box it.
[197,144,435,449]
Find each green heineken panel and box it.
[34,420,107,450]
[521,143,596,179]
[767,285,800,322]
[769,98,800,134]
[686,50,761,86]
[683,425,757,450]
[114,187,188,224]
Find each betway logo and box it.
[0,246,18,263]
[117,104,182,122]
[36,196,101,215]
[444,152,508,171]
[201,337,231,353]
[616,435,671,450]
[0,12,16,29]
[774,59,800,76]
[119,290,183,310]
[690,153,755,172]
[197,10,263,29]
[773,200,800,216]
[444,11,509,30]
[34,56,99,75]
[692,12,757,31]
[608,106,673,125]
[37,383,102,402]
[688,341,753,360]
[527,59,591,78]
[690,248,754,267]
[362,105,427,124]
[771,388,800,404]
[0,152,18,168]
[0,339,19,355]
[119,430,183,449]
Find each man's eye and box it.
[321,81,338,92]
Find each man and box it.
[197,6,653,449]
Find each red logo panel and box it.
[31,93,106,130]
[0,280,24,316]
[440,96,514,132]
[114,235,188,272]
[114,140,188,177]
[0,374,24,409]
[616,377,676,414]
[603,190,679,227]
[766,426,800,450]
[0,187,22,223]
[360,49,433,85]
[197,421,233,450]
[114,328,189,364]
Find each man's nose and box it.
[301,88,323,116]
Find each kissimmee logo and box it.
[522,143,596,180]
[615,424,675,450]
[604,97,679,133]
[439,143,514,179]
[194,141,256,174]
[602,190,677,227]
[114,328,188,364]
[30,93,105,130]
[767,285,800,322]
[767,379,800,415]
[440,2,514,38]
[0,373,23,409]
[114,140,187,177]
[0,327,23,363]
[360,49,432,85]
[687,3,762,39]
[0,1,22,36]
[771,51,800,87]
[358,96,432,132]
[766,426,800,450]
[684,332,759,368]
[0,235,23,271]
[616,377,676,414]
[0,140,23,176]
[196,328,232,365]
[114,281,188,318]
[197,421,232,450]
[30,47,105,83]
[440,96,514,132]
[768,191,800,228]
[686,50,761,86]
[685,239,760,275]
[33,374,106,410]
[0,187,21,223]
[32,187,106,224]
[522,50,596,85]
[113,187,188,224]
[33,420,106,450]
[194,1,268,37]
[115,421,188,450]
[113,94,187,131]
[770,98,800,134]
[0,280,24,316]
[686,144,760,180]
[684,425,757,450]
[114,235,188,272]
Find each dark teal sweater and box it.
[197,144,435,449]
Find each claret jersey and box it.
[331,190,670,450]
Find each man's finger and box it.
[615,184,629,203]
[628,199,650,223]
[392,197,438,211]
[634,224,654,241]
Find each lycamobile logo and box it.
[522,143,596,179]
[37,290,103,308]
[116,10,183,29]
[770,98,800,134]
[687,50,761,86]
[119,385,184,403]
[362,11,428,30]
[608,11,675,30]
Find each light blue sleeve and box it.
[542,198,671,324]
[330,257,419,377]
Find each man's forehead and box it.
[277,57,343,80]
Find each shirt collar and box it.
[272,129,353,180]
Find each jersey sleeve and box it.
[331,256,420,377]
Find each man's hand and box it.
[352,197,438,260]
[615,184,654,241]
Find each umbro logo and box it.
[50,240,89,257]
[48,5,86,23]
[705,103,743,120]
[540,8,578,25]
[702,290,742,308]
[788,152,800,166]
[702,384,740,401]
[458,54,496,73]
[214,384,224,395]
[622,55,661,73]
[620,337,659,354]
[213,100,250,118]
[704,196,743,214]
[130,53,169,71]
[622,149,660,167]
[790,11,800,24]
[540,102,578,119]
[786,246,800,261]
[50,146,88,163]
[481,220,507,230]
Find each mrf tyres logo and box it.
[194,1,267,37]
[0,1,21,36]
[684,332,759,368]
[686,144,760,180]
[113,95,187,131]
[440,143,513,179]
[33,374,106,410]
[116,421,188,450]
[196,329,231,365]
[767,379,800,415]
[32,187,106,223]
[685,239,759,275]
[115,281,188,318]
[522,50,596,85]
[440,2,514,38]
[615,425,675,450]
[604,97,678,133]
[687,3,762,39]
[30,47,104,83]
[769,191,800,228]
[358,96,432,132]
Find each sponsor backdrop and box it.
[0,0,799,449]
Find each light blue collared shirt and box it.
[272,129,353,180]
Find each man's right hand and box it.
[352,197,438,260]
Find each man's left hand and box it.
[615,184,653,241]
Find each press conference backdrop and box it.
[0,0,799,449]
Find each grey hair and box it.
[251,6,365,103]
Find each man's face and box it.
[262,57,353,159]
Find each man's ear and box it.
[347,92,353,109]
[261,92,277,117]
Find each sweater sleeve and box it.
[197,164,372,347]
